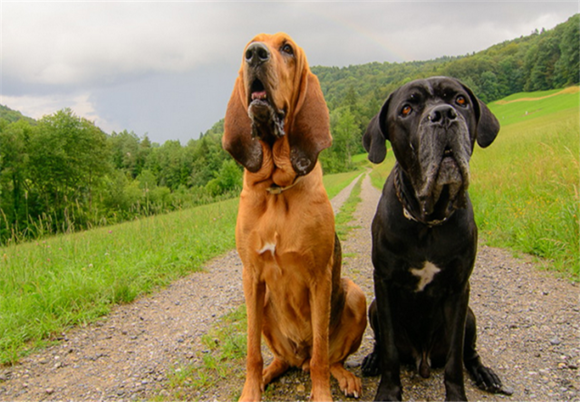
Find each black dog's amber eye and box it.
[401,105,412,117]
[281,44,294,55]
[456,96,467,106]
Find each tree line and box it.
[0,14,577,245]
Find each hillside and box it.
[0,104,36,126]
[312,13,579,126]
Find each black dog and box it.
[362,76,512,401]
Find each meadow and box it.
[472,87,579,276]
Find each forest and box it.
[0,14,578,244]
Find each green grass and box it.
[0,170,360,364]
[0,199,238,364]
[492,86,579,127]
[322,169,363,199]
[368,87,579,278]
[472,93,579,277]
[335,175,363,241]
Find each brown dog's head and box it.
[363,76,500,219]
[223,32,331,175]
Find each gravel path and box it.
[0,172,578,401]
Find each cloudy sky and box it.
[1,1,578,144]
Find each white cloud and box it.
[2,2,237,86]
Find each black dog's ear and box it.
[474,99,500,148]
[363,96,390,163]
[461,83,500,148]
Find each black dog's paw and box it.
[375,381,402,401]
[361,350,381,377]
[467,362,514,395]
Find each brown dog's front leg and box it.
[240,267,266,402]
[309,276,333,401]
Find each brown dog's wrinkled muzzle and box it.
[244,42,286,141]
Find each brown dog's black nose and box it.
[245,42,270,67]
[428,105,457,125]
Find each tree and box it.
[27,109,111,231]
[554,15,580,87]
[321,108,360,173]
[0,120,32,237]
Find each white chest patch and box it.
[410,261,441,292]
[258,242,276,256]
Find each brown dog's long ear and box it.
[363,95,390,164]
[223,74,263,172]
[289,71,332,176]
[461,83,500,148]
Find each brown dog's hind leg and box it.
[329,278,367,398]
[263,358,290,388]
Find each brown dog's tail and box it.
[329,232,345,329]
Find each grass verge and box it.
[335,175,364,241]
[0,199,238,364]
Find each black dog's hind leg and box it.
[362,300,381,377]
[463,308,514,395]
[371,279,403,401]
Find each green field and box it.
[472,87,579,276]
[0,171,359,364]
[368,86,579,277]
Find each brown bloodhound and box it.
[223,33,367,401]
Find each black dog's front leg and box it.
[373,276,402,401]
[443,285,470,401]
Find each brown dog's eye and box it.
[456,96,467,107]
[282,44,294,55]
[401,105,412,117]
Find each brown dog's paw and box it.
[331,363,362,398]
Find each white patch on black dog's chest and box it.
[410,261,441,292]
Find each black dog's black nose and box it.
[245,42,270,67]
[428,105,457,125]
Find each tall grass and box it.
[0,170,359,364]
[0,199,238,364]
[471,105,579,276]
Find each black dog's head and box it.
[363,76,499,219]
